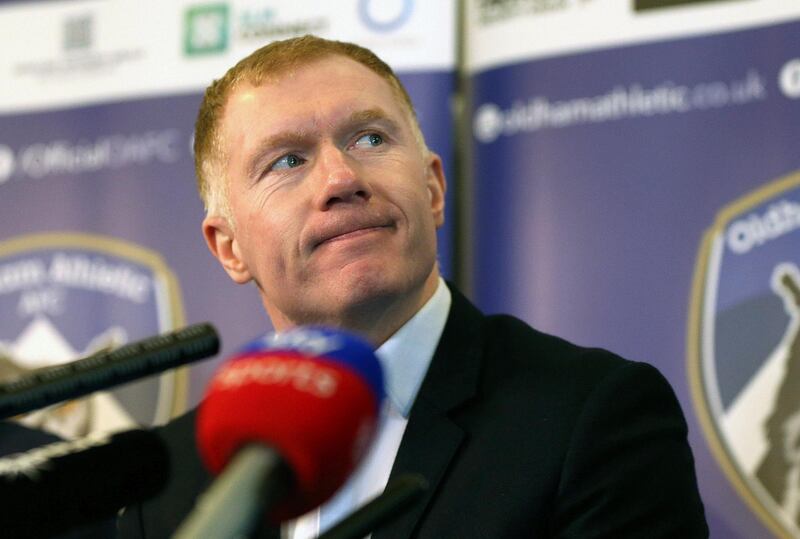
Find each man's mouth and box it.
[322,226,388,245]
[310,219,394,251]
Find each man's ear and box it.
[202,216,253,284]
[425,152,447,228]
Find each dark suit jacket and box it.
[118,286,707,538]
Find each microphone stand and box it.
[174,445,292,539]
[317,474,428,539]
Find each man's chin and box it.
[334,272,402,308]
[314,268,410,320]
[326,255,437,310]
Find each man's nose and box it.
[312,143,371,210]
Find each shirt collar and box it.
[374,278,451,418]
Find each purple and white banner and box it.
[468,1,800,537]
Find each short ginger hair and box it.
[194,35,424,220]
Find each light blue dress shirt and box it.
[288,278,452,539]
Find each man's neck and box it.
[338,270,441,346]
[267,270,442,346]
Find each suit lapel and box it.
[374,285,485,538]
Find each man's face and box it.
[203,55,446,338]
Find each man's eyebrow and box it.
[347,108,400,130]
[245,130,310,180]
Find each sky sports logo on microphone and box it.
[213,356,339,398]
[197,327,385,521]
[219,326,385,402]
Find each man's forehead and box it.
[221,98,405,144]
[231,55,392,102]
[221,60,409,135]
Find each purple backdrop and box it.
[471,19,800,538]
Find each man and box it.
[119,36,707,538]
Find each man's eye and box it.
[271,154,304,171]
[354,133,384,148]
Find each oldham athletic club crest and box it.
[0,232,187,439]
[689,170,800,538]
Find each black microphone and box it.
[0,428,169,537]
[0,322,219,419]
[318,474,428,539]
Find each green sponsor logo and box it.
[184,4,229,56]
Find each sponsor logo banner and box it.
[466,0,799,72]
[0,0,455,113]
[690,170,800,538]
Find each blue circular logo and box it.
[358,0,414,33]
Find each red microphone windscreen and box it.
[196,327,384,520]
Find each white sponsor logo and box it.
[47,254,151,303]
[779,58,800,99]
[726,199,800,255]
[0,145,15,184]
[14,129,180,181]
[267,329,344,357]
[473,103,504,144]
[0,255,151,304]
[215,358,338,398]
[474,70,767,143]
